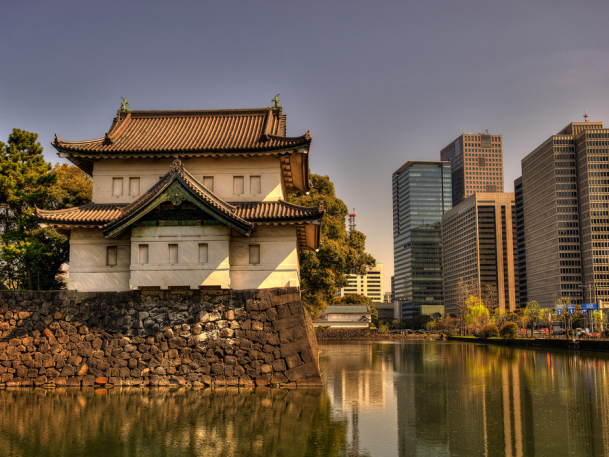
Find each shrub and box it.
[499,322,518,339]
[481,324,499,338]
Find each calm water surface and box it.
[1,341,609,457]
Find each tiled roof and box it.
[53,108,311,155]
[234,201,324,222]
[37,203,127,224]
[38,200,323,225]
[322,305,371,314]
[37,161,324,230]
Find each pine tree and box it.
[0,130,92,290]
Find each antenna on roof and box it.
[584,112,588,123]
[485,129,489,135]
[348,209,356,233]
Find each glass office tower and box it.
[392,161,452,318]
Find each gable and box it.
[103,161,254,239]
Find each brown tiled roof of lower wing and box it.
[37,200,323,227]
[36,203,127,225]
[234,201,324,222]
[53,108,311,155]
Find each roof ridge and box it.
[126,108,273,117]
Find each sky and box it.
[2,0,609,292]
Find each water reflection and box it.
[0,387,341,457]
[2,342,609,456]
[320,341,609,457]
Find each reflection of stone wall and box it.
[0,387,322,456]
[0,288,321,388]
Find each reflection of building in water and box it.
[324,344,388,412]
[392,343,609,456]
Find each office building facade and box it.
[441,133,504,207]
[442,192,519,314]
[514,177,527,306]
[521,121,609,307]
[392,161,452,318]
[336,263,384,303]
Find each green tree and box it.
[524,300,542,335]
[47,163,93,209]
[555,297,579,341]
[539,308,556,338]
[0,130,93,290]
[289,174,375,315]
[592,310,605,333]
[0,129,56,290]
[412,314,432,330]
[492,308,509,329]
[500,322,518,339]
[465,296,489,336]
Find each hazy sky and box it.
[2,0,609,291]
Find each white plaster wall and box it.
[229,225,300,290]
[68,228,131,291]
[91,156,284,204]
[129,225,230,290]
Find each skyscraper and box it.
[514,177,527,306]
[442,192,519,314]
[392,161,452,318]
[441,133,504,207]
[521,120,609,308]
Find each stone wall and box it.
[0,288,321,388]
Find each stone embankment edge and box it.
[315,328,442,340]
[0,288,322,389]
[448,336,609,353]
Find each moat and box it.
[1,341,609,457]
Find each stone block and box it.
[279,337,310,358]
[245,299,259,312]
[272,359,287,372]
[301,349,315,363]
[288,302,304,316]
[284,361,319,382]
[255,374,271,386]
[285,353,303,369]
[66,377,81,387]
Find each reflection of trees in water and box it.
[0,387,339,457]
[0,386,366,457]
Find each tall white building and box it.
[336,264,384,303]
